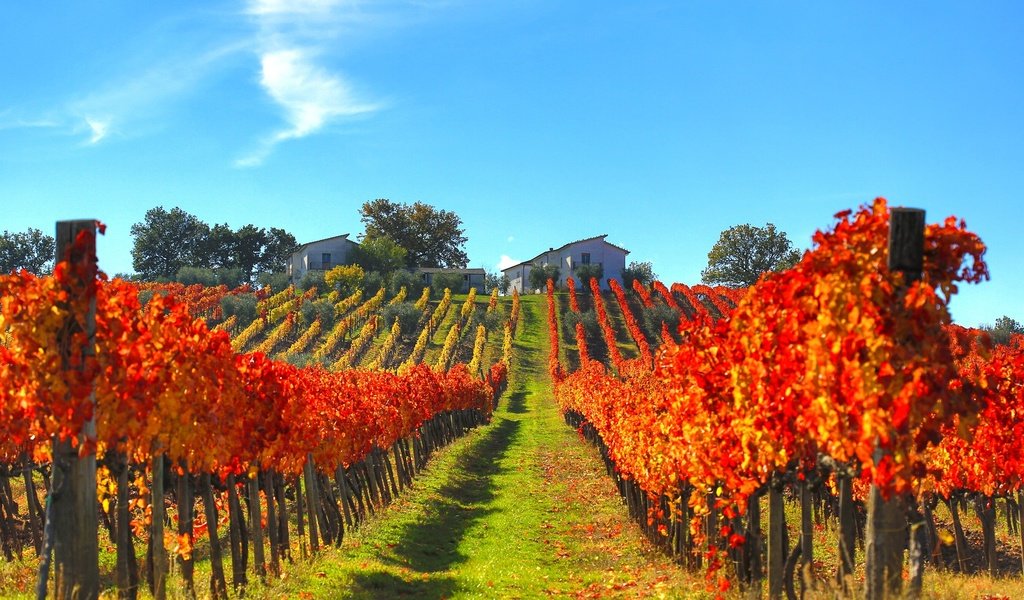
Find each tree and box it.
[131,207,211,280]
[982,315,1024,346]
[325,265,364,296]
[621,260,656,288]
[431,272,465,296]
[130,206,297,282]
[485,271,510,294]
[701,223,801,287]
[359,199,468,268]
[574,264,603,289]
[259,227,298,274]
[0,227,56,274]
[528,264,560,291]
[348,236,406,274]
[387,269,426,297]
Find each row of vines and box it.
[549,199,1023,598]
[0,223,515,599]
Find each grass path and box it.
[273,295,699,599]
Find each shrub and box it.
[325,264,364,295]
[528,264,560,292]
[257,271,289,294]
[221,294,259,327]
[388,269,426,298]
[298,269,326,292]
[381,301,421,335]
[573,264,603,289]
[301,299,336,329]
[175,266,217,287]
[431,272,465,296]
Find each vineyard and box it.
[0,223,512,599]
[1,200,1023,599]
[548,200,1024,598]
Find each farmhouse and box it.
[417,267,486,294]
[502,235,629,293]
[286,234,359,282]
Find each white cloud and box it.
[237,0,384,167]
[0,111,59,131]
[84,117,110,144]
[261,49,377,140]
[247,0,345,16]
[235,49,378,167]
[497,255,521,271]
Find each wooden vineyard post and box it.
[150,455,167,600]
[199,474,228,600]
[247,472,266,580]
[799,478,814,594]
[767,479,786,600]
[1019,490,1024,575]
[836,472,856,591]
[865,207,923,600]
[49,220,100,600]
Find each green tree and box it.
[431,272,466,296]
[359,199,469,268]
[131,207,210,280]
[258,227,298,275]
[620,260,656,288]
[387,269,426,298]
[573,264,604,289]
[130,207,297,282]
[381,302,421,334]
[0,227,56,274]
[485,271,510,294]
[348,236,406,274]
[701,223,801,287]
[528,264,560,291]
[982,315,1024,346]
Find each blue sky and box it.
[1,1,1021,326]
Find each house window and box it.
[322,253,331,268]
[581,253,591,265]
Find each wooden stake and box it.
[51,220,99,600]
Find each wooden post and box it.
[865,207,924,600]
[150,455,167,600]
[767,482,786,599]
[799,479,814,593]
[200,474,228,600]
[51,220,100,600]
[247,473,266,580]
[836,474,856,590]
[1018,490,1024,575]
[115,460,139,599]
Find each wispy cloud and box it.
[236,0,382,167]
[2,33,247,147]
[84,117,111,145]
[247,0,346,17]
[0,110,60,131]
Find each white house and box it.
[502,235,629,293]
[287,234,359,282]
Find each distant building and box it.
[501,234,629,293]
[417,267,486,294]
[287,234,359,282]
